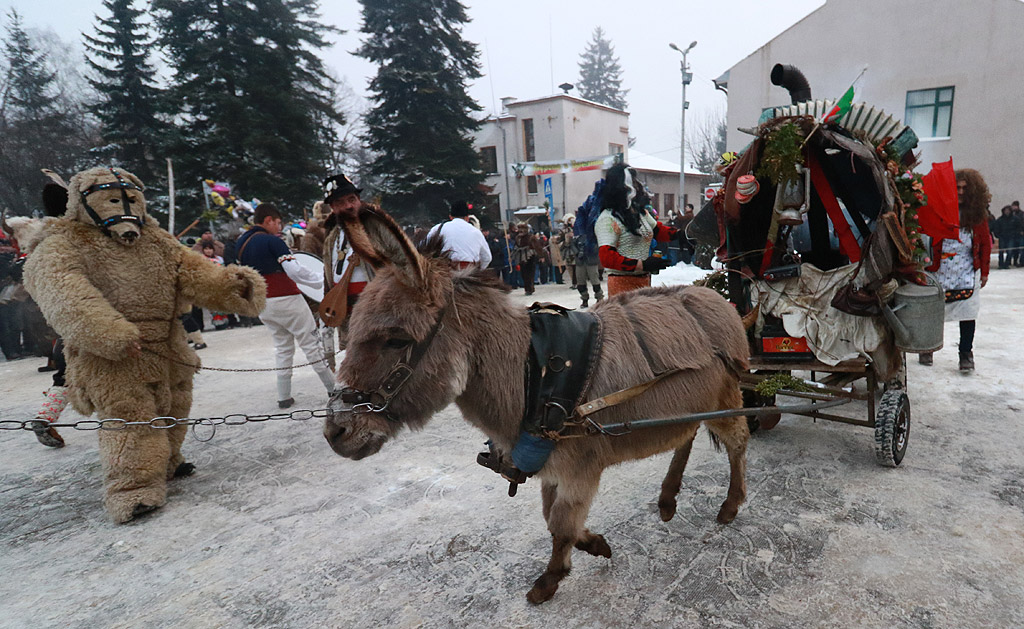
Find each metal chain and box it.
[141,347,330,372]
[1,409,329,443]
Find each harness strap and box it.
[81,168,144,235]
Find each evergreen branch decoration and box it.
[756,122,806,187]
[754,373,813,398]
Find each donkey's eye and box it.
[385,337,413,349]
[110,198,121,204]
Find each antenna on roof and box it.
[558,82,574,95]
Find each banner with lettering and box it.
[509,152,622,177]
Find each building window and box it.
[527,175,538,194]
[652,193,660,211]
[665,193,675,213]
[523,119,535,161]
[480,146,498,175]
[905,87,954,138]
[609,143,623,156]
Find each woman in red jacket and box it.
[919,168,992,372]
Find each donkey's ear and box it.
[342,203,428,287]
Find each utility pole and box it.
[167,159,175,234]
[670,41,697,214]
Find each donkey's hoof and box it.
[716,502,739,525]
[575,534,612,558]
[173,462,196,478]
[658,498,677,522]
[526,570,567,605]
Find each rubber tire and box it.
[874,390,910,467]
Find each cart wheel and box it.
[874,390,910,467]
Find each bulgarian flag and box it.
[821,84,855,124]
[820,65,868,124]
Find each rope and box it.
[141,347,329,372]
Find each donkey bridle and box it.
[331,304,449,424]
[81,168,144,236]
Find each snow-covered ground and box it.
[2,263,1023,628]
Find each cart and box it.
[681,64,937,467]
[739,356,910,467]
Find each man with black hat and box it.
[321,174,375,351]
[425,201,491,270]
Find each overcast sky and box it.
[6,0,825,164]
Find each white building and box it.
[720,0,1024,206]
[474,94,629,225]
[630,151,711,216]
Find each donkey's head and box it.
[323,206,468,460]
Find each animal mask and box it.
[66,167,148,246]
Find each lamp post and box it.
[669,41,696,214]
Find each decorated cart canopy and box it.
[691,64,954,375]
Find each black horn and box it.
[770,64,811,104]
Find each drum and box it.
[292,251,325,302]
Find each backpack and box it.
[573,179,604,262]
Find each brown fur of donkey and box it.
[324,207,750,604]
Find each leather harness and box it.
[81,168,144,236]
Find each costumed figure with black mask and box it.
[595,163,678,296]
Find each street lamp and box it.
[669,41,696,214]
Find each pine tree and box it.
[152,0,344,220]
[576,27,628,111]
[83,0,167,185]
[0,10,84,216]
[358,0,484,223]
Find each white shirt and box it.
[426,218,492,267]
[332,233,369,285]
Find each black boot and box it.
[593,284,604,302]
[959,351,974,372]
[918,352,933,366]
[578,286,589,309]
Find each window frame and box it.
[479,146,498,175]
[523,118,535,161]
[905,86,955,139]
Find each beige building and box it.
[474,94,630,225]
[630,151,711,216]
[721,0,1024,206]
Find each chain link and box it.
[1,409,329,443]
[140,347,331,373]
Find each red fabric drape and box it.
[918,159,960,241]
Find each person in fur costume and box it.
[23,166,267,523]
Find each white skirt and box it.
[944,269,981,322]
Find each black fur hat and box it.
[322,173,361,203]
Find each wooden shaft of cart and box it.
[590,396,850,435]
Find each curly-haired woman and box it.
[595,163,677,296]
[919,168,992,372]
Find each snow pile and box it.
[652,262,713,287]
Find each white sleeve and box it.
[477,232,492,268]
[279,254,323,289]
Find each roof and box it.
[629,151,708,177]
[502,93,630,116]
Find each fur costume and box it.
[23,167,267,523]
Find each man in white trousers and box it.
[237,203,336,408]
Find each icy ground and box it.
[2,263,1023,628]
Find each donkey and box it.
[323,206,750,604]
